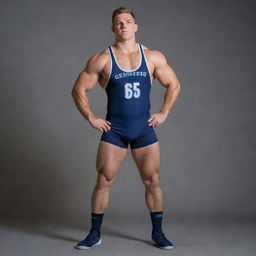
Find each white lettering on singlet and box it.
[124,82,141,99]
[115,71,147,80]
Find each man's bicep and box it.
[155,64,179,88]
[72,55,101,93]
[153,51,179,88]
[74,70,99,93]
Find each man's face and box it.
[112,13,138,40]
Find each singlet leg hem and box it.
[130,139,158,149]
[100,138,128,149]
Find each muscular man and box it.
[71,7,181,250]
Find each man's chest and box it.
[99,51,155,88]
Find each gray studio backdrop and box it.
[0,0,255,228]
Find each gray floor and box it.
[0,217,256,256]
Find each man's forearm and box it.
[72,91,95,121]
[160,82,181,115]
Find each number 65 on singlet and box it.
[124,82,140,99]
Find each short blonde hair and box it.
[112,7,136,24]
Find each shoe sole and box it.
[74,238,102,250]
[152,241,175,250]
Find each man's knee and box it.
[142,172,160,188]
[95,171,115,190]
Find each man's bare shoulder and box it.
[84,48,109,73]
[141,44,167,68]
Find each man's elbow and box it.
[71,87,79,100]
[168,81,181,93]
[176,81,181,93]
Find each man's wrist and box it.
[160,109,169,116]
[87,114,96,122]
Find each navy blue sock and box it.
[150,211,163,233]
[89,212,104,235]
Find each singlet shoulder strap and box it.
[138,43,153,86]
[108,46,115,60]
[138,43,146,62]
[138,43,143,52]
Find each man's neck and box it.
[113,39,138,53]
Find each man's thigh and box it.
[131,142,160,179]
[96,141,128,179]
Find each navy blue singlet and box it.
[100,43,158,149]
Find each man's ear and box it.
[134,23,138,32]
